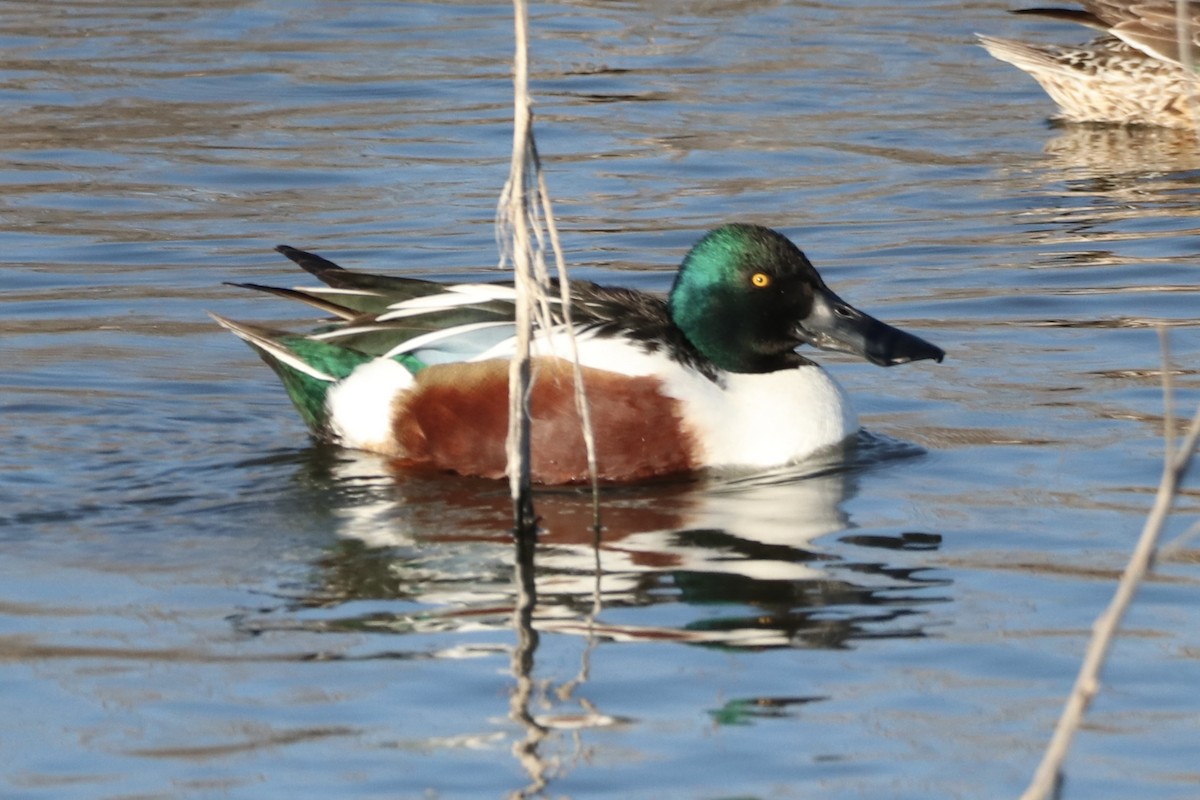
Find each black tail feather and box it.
[224,281,361,319]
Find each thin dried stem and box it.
[531,145,601,531]
[499,0,601,534]
[1019,330,1200,800]
[1162,330,1177,464]
[1158,517,1200,561]
[499,9,536,531]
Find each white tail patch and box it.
[325,357,415,453]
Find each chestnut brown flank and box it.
[391,357,699,483]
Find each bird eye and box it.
[750,272,771,288]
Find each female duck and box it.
[979,0,1200,128]
[214,224,943,484]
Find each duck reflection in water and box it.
[285,437,949,651]
[252,442,949,798]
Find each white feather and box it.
[375,283,539,321]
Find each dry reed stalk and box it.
[1019,330,1200,799]
[498,0,600,534]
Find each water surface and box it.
[3,1,1200,798]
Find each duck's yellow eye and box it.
[750,272,771,288]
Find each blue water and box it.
[3,1,1200,798]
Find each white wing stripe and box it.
[293,287,380,297]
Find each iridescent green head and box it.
[667,224,944,374]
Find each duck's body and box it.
[980,1,1200,128]
[215,224,943,484]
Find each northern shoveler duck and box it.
[979,1,1200,127]
[213,224,944,484]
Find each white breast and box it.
[659,364,858,468]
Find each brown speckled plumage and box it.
[980,1,1200,127]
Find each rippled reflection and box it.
[223,439,953,796]
[245,437,950,654]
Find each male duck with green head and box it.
[214,224,944,484]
